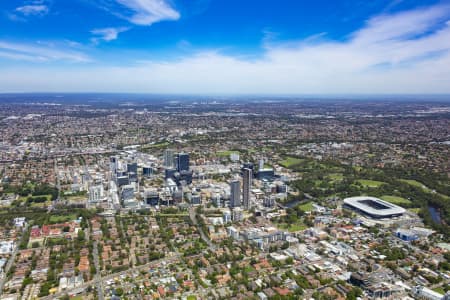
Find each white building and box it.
[0,241,15,255]
[412,285,449,300]
[89,184,104,203]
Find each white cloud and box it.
[16,4,48,16]
[0,41,90,63]
[1,5,450,94]
[115,0,180,25]
[91,27,129,43]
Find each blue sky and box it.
[1,0,450,94]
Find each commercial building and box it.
[121,185,135,201]
[395,229,419,242]
[127,162,138,174]
[163,149,175,168]
[230,180,241,208]
[176,153,190,172]
[243,168,252,210]
[412,285,450,300]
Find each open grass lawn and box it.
[433,287,446,295]
[356,179,386,188]
[400,179,450,200]
[298,201,314,212]
[327,173,344,181]
[408,208,421,214]
[49,213,77,223]
[216,150,239,157]
[19,194,52,207]
[142,141,170,149]
[65,196,86,201]
[381,195,412,206]
[187,296,197,300]
[400,179,430,190]
[279,157,304,168]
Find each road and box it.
[40,255,181,300]
[0,224,29,296]
[93,241,104,300]
[189,207,216,250]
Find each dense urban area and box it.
[0,95,449,300]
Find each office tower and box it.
[176,153,190,172]
[163,149,175,168]
[121,185,135,201]
[259,158,264,170]
[142,166,153,177]
[230,180,241,208]
[243,162,254,172]
[127,162,138,174]
[242,168,252,210]
[110,156,118,173]
[116,175,129,187]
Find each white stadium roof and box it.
[344,196,406,218]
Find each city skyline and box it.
[1,0,450,94]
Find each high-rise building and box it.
[142,166,153,177]
[230,180,241,208]
[110,156,118,173]
[242,162,254,172]
[127,162,138,174]
[176,153,190,172]
[121,185,135,201]
[242,168,252,210]
[163,149,175,168]
[89,184,104,203]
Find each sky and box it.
[1,0,450,94]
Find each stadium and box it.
[343,196,406,219]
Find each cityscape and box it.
[1,0,450,300]
[0,97,449,300]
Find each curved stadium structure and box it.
[343,196,406,219]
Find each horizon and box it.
[1,0,450,94]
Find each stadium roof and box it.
[344,196,406,218]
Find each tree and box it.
[77,229,85,242]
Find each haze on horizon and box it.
[1,0,450,94]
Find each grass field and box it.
[400,179,430,190]
[327,173,344,181]
[279,157,304,168]
[187,296,197,300]
[400,179,450,200]
[380,195,412,206]
[408,208,421,214]
[433,287,445,295]
[298,201,314,212]
[356,179,386,188]
[19,194,52,207]
[49,214,77,223]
